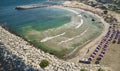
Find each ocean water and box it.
[0,0,104,57]
[0,0,71,34]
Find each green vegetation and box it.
[103,10,108,14]
[98,68,105,71]
[80,68,87,71]
[39,60,49,68]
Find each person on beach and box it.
[86,48,90,54]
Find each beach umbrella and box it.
[103,46,107,49]
[96,47,100,50]
[95,49,98,52]
[103,48,107,51]
[105,43,109,47]
[98,55,103,58]
[109,26,112,29]
[90,54,95,58]
[105,34,109,38]
[99,53,104,57]
[119,30,120,33]
[99,41,103,45]
[101,51,105,54]
[104,44,107,47]
[93,52,97,55]
[117,36,120,44]
[114,31,119,39]
[95,49,99,52]
[88,57,93,61]
[98,45,101,47]
[97,57,102,61]
[103,38,107,41]
[106,31,110,36]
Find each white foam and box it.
[58,28,88,45]
[75,19,83,29]
[40,32,66,42]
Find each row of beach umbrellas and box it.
[88,24,120,64]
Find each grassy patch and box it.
[80,68,87,71]
[98,68,105,71]
[39,60,49,68]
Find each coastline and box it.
[0,1,114,71]
[51,6,83,29]
[39,6,84,43]
[48,5,108,62]
[0,25,109,71]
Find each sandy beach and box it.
[0,1,114,71]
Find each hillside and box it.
[50,0,120,12]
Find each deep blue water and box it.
[0,0,71,34]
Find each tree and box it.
[92,19,95,21]
[103,10,108,14]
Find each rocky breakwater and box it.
[0,43,36,71]
[0,26,110,71]
[15,4,52,10]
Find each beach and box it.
[1,1,117,71]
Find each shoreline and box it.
[48,5,108,62]
[51,6,83,29]
[61,1,110,62]
[0,1,113,71]
[0,24,109,71]
[1,3,106,60]
[39,6,84,43]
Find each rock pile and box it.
[0,43,36,71]
[0,26,110,71]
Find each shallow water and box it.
[0,0,103,58]
[0,0,72,35]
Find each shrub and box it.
[39,60,49,68]
[98,68,105,71]
[92,19,95,21]
[80,68,87,71]
[103,10,108,14]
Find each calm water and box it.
[0,0,71,35]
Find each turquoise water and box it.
[0,0,71,35]
[0,0,103,57]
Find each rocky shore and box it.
[0,43,35,71]
[0,26,110,71]
[1,1,117,70]
[0,0,119,70]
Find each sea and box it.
[0,0,72,35]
